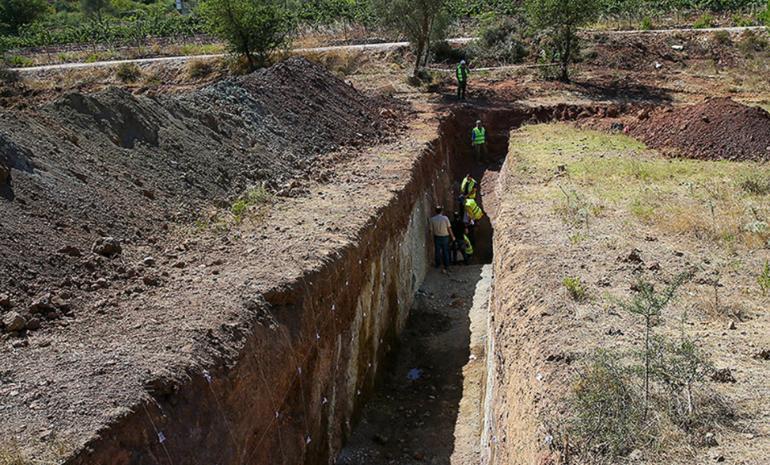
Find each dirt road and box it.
[10,26,765,73]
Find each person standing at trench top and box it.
[456,60,468,100]
[471,119,488,162]
[429,206,455,274]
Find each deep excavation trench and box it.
[63,102,633,465]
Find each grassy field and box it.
[510,124,770,252]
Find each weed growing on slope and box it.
[563,276,587,301]
[759,261,770,296]
[230,185,272,224]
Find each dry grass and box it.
[509,123,770,251]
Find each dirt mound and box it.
[630,98,770,161]
[0,57,398,337]
[586,31,742,71]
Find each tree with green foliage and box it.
[0,0,50,34]
[525,0,601,81]
[198,0,294,71]
[80,0,110,21]
[620,273,689,420]
[374,0,449,77]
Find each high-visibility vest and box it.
[465,198,483,221]
[472,127,486,145]
[456,64,466,82]
[461,177,476,198]
[463,235,474,255]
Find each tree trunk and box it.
[560,26,572,82]
[643,315,650,420]
[413,39,425,78]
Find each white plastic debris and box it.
[158,432,166,444]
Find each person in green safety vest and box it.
[456,60,468,100]
[471,119,488,162]
[460,174,477,199]
[464,190,483,248]
[462,229,474,265]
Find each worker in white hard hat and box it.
[456,60,468,100]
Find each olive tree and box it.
[374,0,449,77]
[0,0,49,34]
[198,0,295,71]
[525,0,601,81]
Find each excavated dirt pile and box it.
[631,98,770,161]
[0,57,398,338]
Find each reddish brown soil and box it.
[630,97,770,161]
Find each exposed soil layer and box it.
[630,97,770,161]
[336,265,487,465]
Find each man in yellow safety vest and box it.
[471,120,488,162]
[464,190,483,248]
[460,174,477,199]
[456,60,468,100]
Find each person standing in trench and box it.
[429,206,455,274]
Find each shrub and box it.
[430,40,465,64]
[568,351,647,457]
[199,0,295,71]
[640,16,653,31]
[114,62,141,82]
[186,59,213,79]
[0,0,50,35]
[465,15,528,65]
[0,63,19,82]
[649,335,714,428]
[711,30,731,45]
[693,13,715,29]
[740,175,770,195]
[737,29,768,56]
[563,276,586,301]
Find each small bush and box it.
[568,351,647,457]
[186,60,213,79]
[737,30,768,55]
[466,15,528,65]
[563,276,586,301]
[693,13,715,29]
[429,40,465,64]
[711,30,731,45]
[640,16,653,31]
[0,64,19,83]
[649,335,714,429]
[759,261,770,296]
[114,63,141,83]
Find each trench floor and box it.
[336,264,491,465]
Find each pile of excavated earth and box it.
[0,57,400,338]
[631,97,770,161]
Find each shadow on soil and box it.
[335,265,483,465]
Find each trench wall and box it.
[63,114,467,465]
[62,102,632,465]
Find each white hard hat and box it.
[460,60,466,65]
